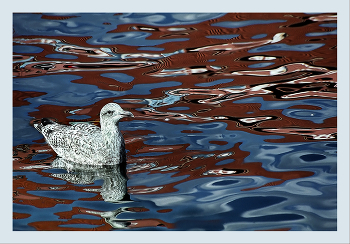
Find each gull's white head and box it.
[100,103,134,124]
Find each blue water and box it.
[12,12,337,232]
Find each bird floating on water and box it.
[34,103,134,165]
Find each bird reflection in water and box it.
[50,158,130,202]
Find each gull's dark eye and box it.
[105,110,114,115]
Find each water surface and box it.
[13,12,337,231]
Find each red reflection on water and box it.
[13,212,31,219]
[13,12,336,230]
[13,90,46,107]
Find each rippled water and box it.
[13,12,337,231]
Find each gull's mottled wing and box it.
[40,123,106,162]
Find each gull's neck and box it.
[100,119,123,151]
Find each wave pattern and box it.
[13,12,337,231]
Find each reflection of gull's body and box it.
[34,103,133,165]
[51,158,130,202]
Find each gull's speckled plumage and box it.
[34,103,134,165]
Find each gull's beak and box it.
[122,111,134,118]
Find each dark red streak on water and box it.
[13,12,337,231]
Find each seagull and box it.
[33,103,134,166]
